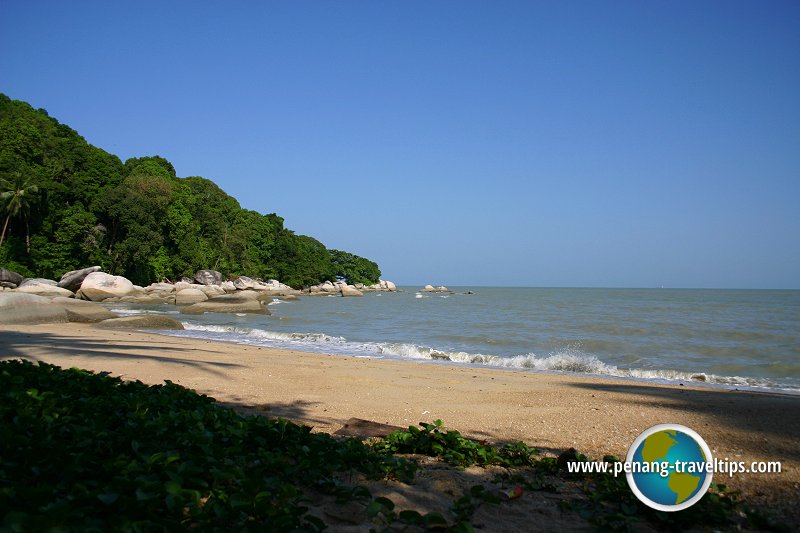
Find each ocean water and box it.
[107,288,800,393]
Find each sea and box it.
[106,287,800,394]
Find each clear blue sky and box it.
[2,1,798,288]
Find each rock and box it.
[320,280,336,292]
[19,278,57,286]
[233,276,258,290]
[341,285,363,297]
[362,279,398,292]
[51,297,118,323]
[0,268,24,287]
[174,281,202,292]
[94,315,185,330]
[0,282,17,289]
[194,269,222,286]
[180,292,269,315]
[220,280,237,293]
[78,272,135,301]
[198,285,226,298]
[420,284,450,293]
[0,293,69,324]
[144,282,176,293]
[175,288,208,305]
[15,278,75,298]
[57,266,102,292]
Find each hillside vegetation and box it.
[0,94,380,287]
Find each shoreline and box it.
[163,322,800,396]
[2,322,799,522]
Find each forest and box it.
[0,94,381,287]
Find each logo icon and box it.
[626,424,713,511]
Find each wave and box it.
[172,324,800,392]
[105,307,180,316]
[182,324,346,344]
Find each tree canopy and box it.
[0,94,381,286]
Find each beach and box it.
[2,322,798,524]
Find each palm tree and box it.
[0,172,39,253]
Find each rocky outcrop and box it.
[179,292,270,315]
[145,282,176,293]
[233,276,258,290]
[198,285,226,298]
[94,315,185,330]
[340,285,363,297]
[362,280,398,292]
[175,288,208,305]
[0,268,24,288]
[194,269,222,286]
[15,278,74,298]
[420,284,450,293]
[77,272,136,301]
[0,293,69,324]
[51,297,118,323]
[57,266,102,292]
[220,280,237,293]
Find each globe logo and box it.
[626,424,714,511]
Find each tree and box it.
[0,172,39,253]
[329,249,381,285]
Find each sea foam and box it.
[171,324,798,392]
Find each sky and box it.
[1,1,798,288]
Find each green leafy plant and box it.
[0,360,409,531]
[372,419,539,468]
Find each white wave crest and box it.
[182,324,346,344]
[173,325,798,392]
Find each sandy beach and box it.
[2,323,798,524]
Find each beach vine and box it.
[0,360,787,532]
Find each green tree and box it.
[0,172,39,253]
[0,93,384,287]
[329,249,381,285]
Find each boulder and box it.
[51,297,118,323]
[233,276,258,290]
[78,272,135,301]
[194,269,222,286]
[382,280,397,291]
[57,266,102,292]
[16,278,74,298]
[144,282,176,293]
[420,284,450,293]
[341,285,363,297]
[0,293,69,324]
[198,285,226,298]
[220,280,237,293]
[94,315,185,330]
[0,268,24,287]
[180,292,269,315]
[175,288,208,305]
[175,281,202,292]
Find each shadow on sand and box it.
[0,329,246,379]
[565,380,800,462]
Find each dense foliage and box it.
[0,94,381,287]
[0,361,785,532]
[0,360,413,531]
